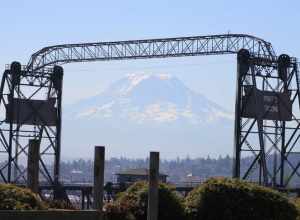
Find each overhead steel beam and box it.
[27,34,276,71]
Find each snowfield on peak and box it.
[66,74,233,124]
[62,73,234,158]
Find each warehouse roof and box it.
[115,168,168,177]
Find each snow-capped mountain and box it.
[66,74,232,124]
[62,74,234,159]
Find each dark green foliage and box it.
[292,197,300,210]
[104,202,135,220]
[291,198,300,220]
[0,184,45,210]
[110,181,185,220]
[185,177,298,220]
[45,199,77,210]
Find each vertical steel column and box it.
[249,63,268,186]
[52,66,64,186]
[257,120,268,185]
[0,70,8,182]
[233,49,250,178]
[7,62,21,183]
[273,121,278,187]
[277,54,290,187]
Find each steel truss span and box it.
[28,34,275,70]
[0,33,299,195]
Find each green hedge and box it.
[0,184,45,210]
[45,199,77,210]
[104,201,135,220]
[105,181,185,220]
[291,198,300,220]
[185,177,298,220]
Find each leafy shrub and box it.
[104,202,135,220]
[45,199,77,210]
[290,198,300,220]
[0,184,45,210]
[185,177,298,220]
[110,181,185,220]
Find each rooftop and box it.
[115,168,168,177]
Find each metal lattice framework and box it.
[0,33,299,192]
[0,65,62,186]
[28,34,275,71]
[233,53,300,187]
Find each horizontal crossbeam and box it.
[27,34,276,71]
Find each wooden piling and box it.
[27,139,40,193]
[93,146,105,213]
[147,151,159,220]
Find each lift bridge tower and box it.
[0,34,299,190]
[0,63,63,186]
[233,50,300,188]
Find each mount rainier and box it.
[66,74,232,124]
[62,74,234,159]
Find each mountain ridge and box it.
[66,74,233,124]
[62,74,233,158]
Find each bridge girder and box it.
[27,34,276,71]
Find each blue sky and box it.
[0,0,299,108]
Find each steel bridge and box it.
[0,33,300,198]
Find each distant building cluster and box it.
[115,168,168,183]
